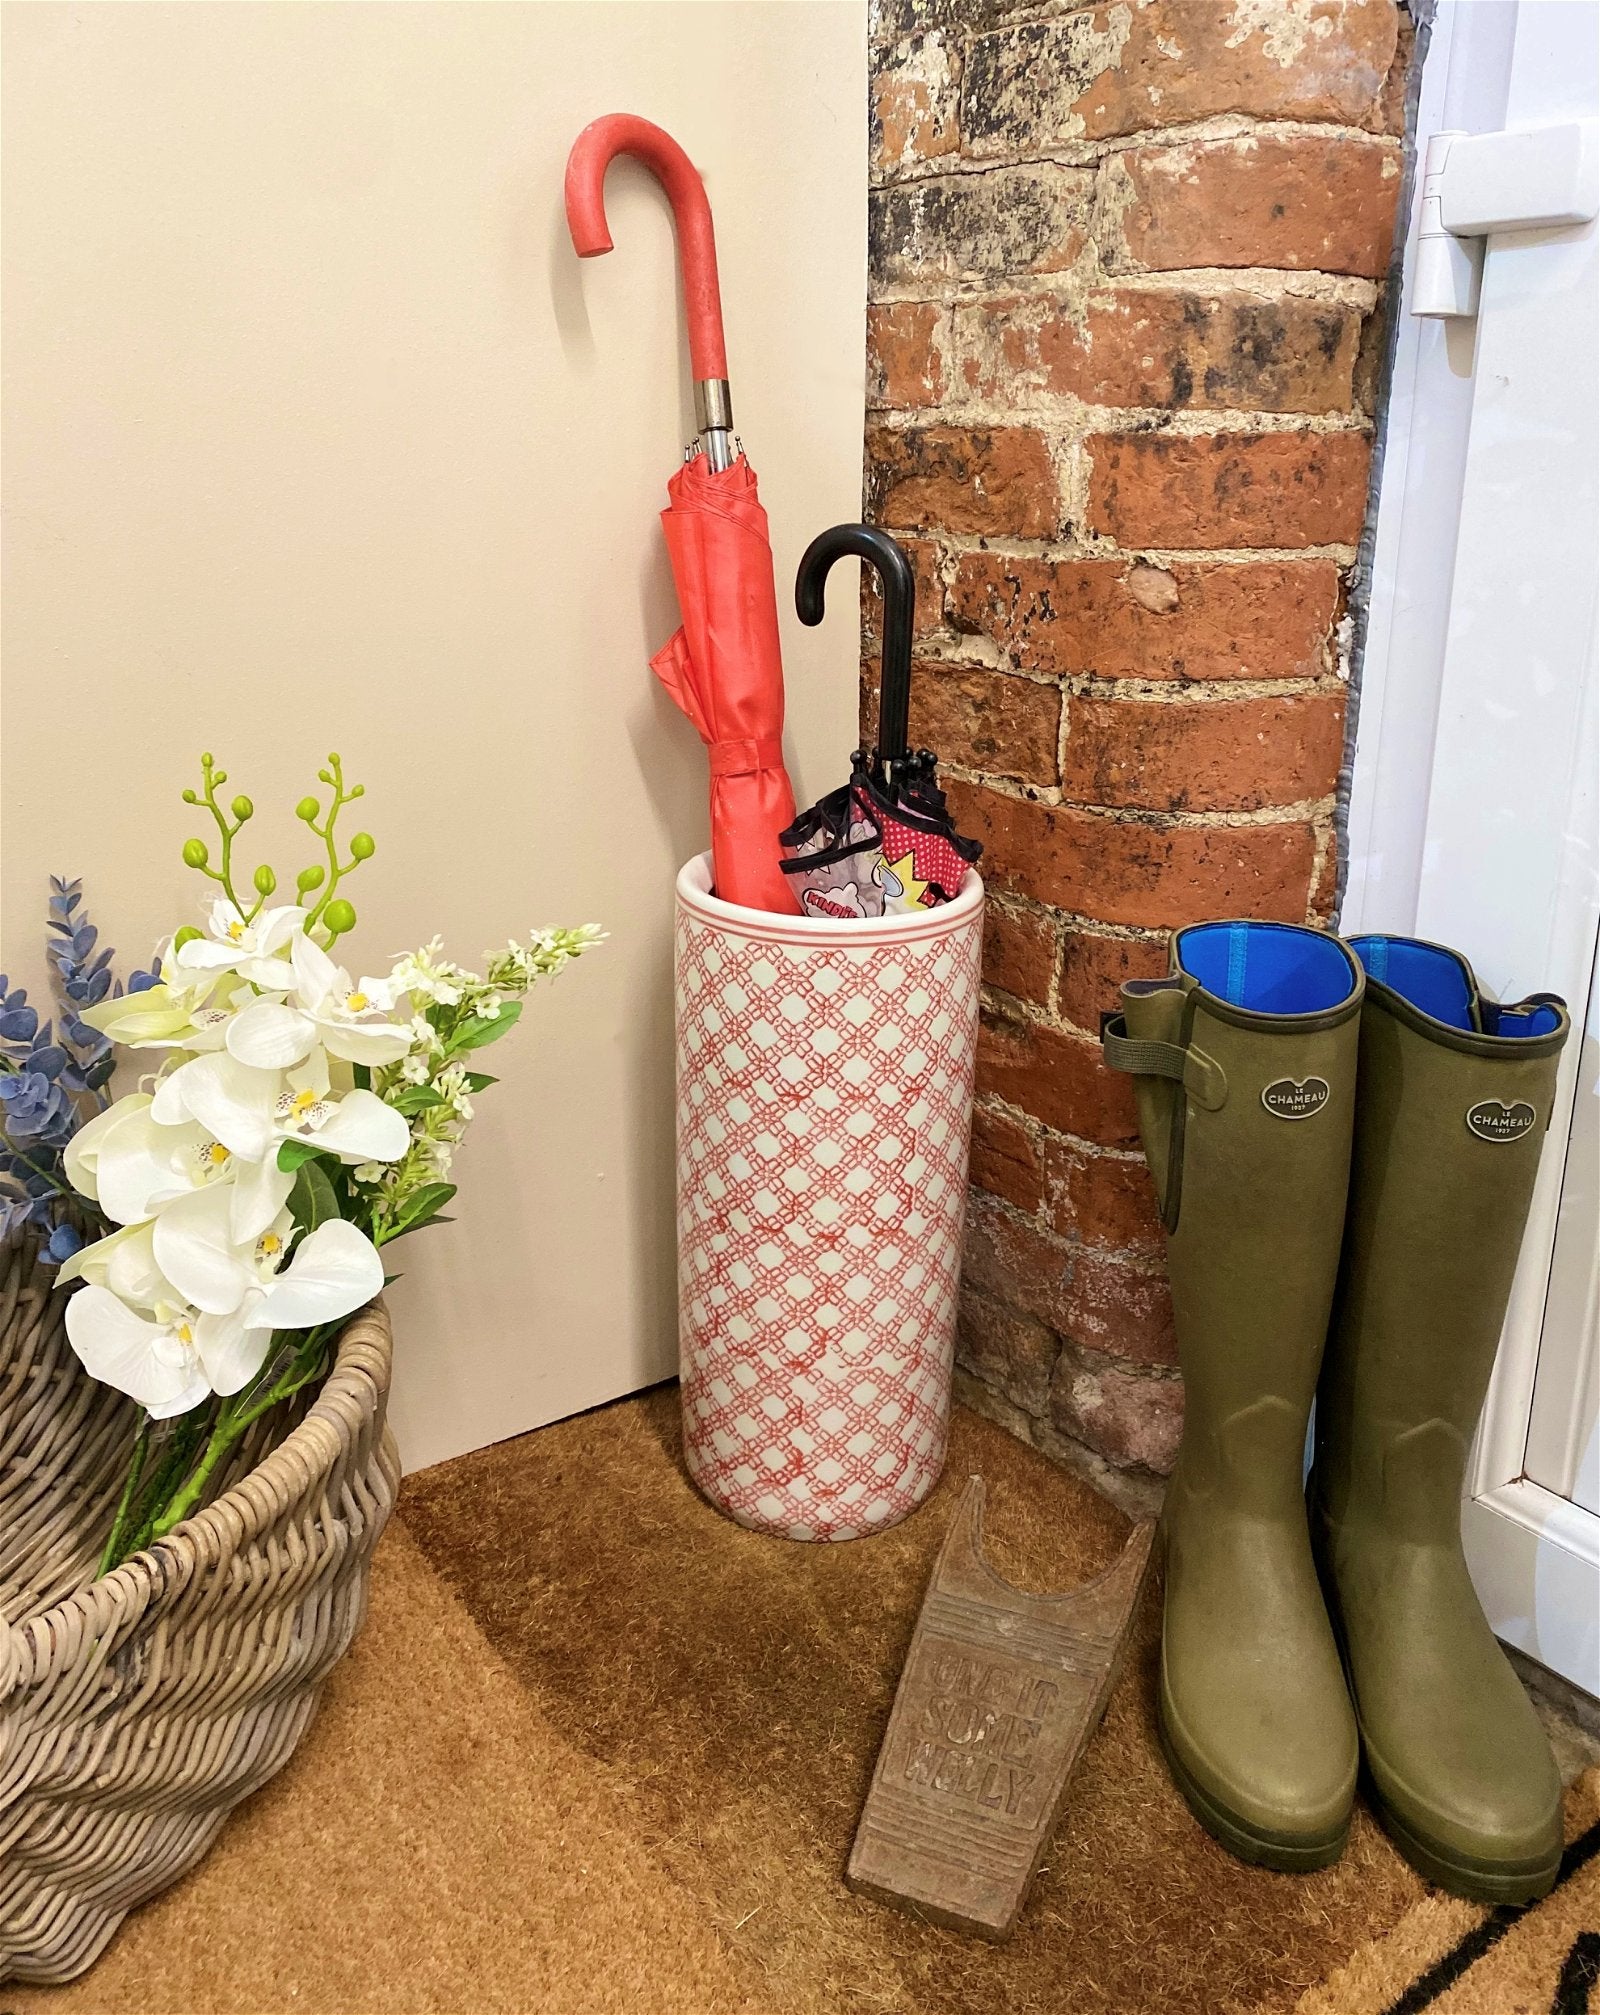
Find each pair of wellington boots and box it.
[1101,921,1570,1904]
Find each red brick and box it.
[1043,1140,1164,1256]
[870,167,1091,289]
[969,1104,1044,1212]
[944,777,1320,930]
[1060,690,1347,813]
[983,899,1057,1006]
[1310,830,1340,924]
[874,0,1049,34]
[1085,430,1372,549]
[1113,137,1403,281]
[1370,5,1416,137]
[1353,298,1391,419]
[963,1194,1076,1336]
[955,290,1362,415]
[867,302,950,411]
[1051,1343,1184,1470]
[957,1287,1061,1417]
[868,424,1060,538]
[907,660,1060,786]
[862,534,945,644]
[962,2,1397,151]
[964,1196,1178,1370]
[1059,1251,1178,1369]
[872,30,961,174]
[1057,928,1168,1033]
[977,1008,1139,1148]
[950,552,1340,683]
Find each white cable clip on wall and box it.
[1412,119,1599,319]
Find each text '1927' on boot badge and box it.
[847,1478,1154,1940]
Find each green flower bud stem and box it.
[298,750,375,941]
[181,752,277,917]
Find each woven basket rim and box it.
[3,1227,392,1645]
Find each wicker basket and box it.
[0,1230,399,1985]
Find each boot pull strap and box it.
[1101,1016,1227,1111]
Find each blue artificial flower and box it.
[0,1002,39,1045]
[2,876,147,1244]
[42,1220,84,1265]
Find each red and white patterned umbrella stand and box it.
[674,851,984,1541]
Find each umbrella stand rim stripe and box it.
[676,852,984,946]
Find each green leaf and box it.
[384,1085,446,1117]
[448,1002,522,1054]
[288,1157,340,1232]
[377,1182,457,1244]
[396,1181,456,1230]
[381,1211,455,1247]
[464,1072,498,1093]
[278,1138,338,1173]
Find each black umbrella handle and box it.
[795,525,915,771]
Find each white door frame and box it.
[1343,0,1600,1697]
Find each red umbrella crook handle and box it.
[564,114,734,468]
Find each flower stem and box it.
[3,1141,69,1194]
[98,1415,151,1576]
[145,1325,336,1543]
[105,1408,213,1568]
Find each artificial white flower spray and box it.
[59,753,599,1571]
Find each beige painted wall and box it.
[2,2,868,1471]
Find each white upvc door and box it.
[1344,0,1599,1696]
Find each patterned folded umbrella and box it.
[565,115,798,915]
[780,525,980,921]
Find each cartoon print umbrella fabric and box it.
[780,525,981,922]
[565,115,800,916]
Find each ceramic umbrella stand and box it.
[674,852,984,1540]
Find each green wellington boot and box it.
[1103,921,1363,1869]
[1312,936,1571,1905]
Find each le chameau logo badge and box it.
[1466,1099,1537,1144]
[1261,1076,1331,1121]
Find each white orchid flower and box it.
[147,1050,293,1239]
[152,1050,277,1160]
[244,1217,383,1330]
[63,1093,151,1204]
[73,1096,237,1227]
[148,1047,407,1235]
[56,1218,176,1311]
[226,930,411,1070]
[270,1047,408,1159]
[174,900,307,989]
[193,1218,385,1393]
[157,1045,407,1167]
[78,970,231,1052]
[151,1180,294,1316]
[65,1286,214,1419]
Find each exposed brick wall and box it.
[863,0,1411,1510]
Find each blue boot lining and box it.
[1348,934,1562,1037]
[1177,922,1355,1015]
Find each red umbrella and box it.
[565,115,799,915]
